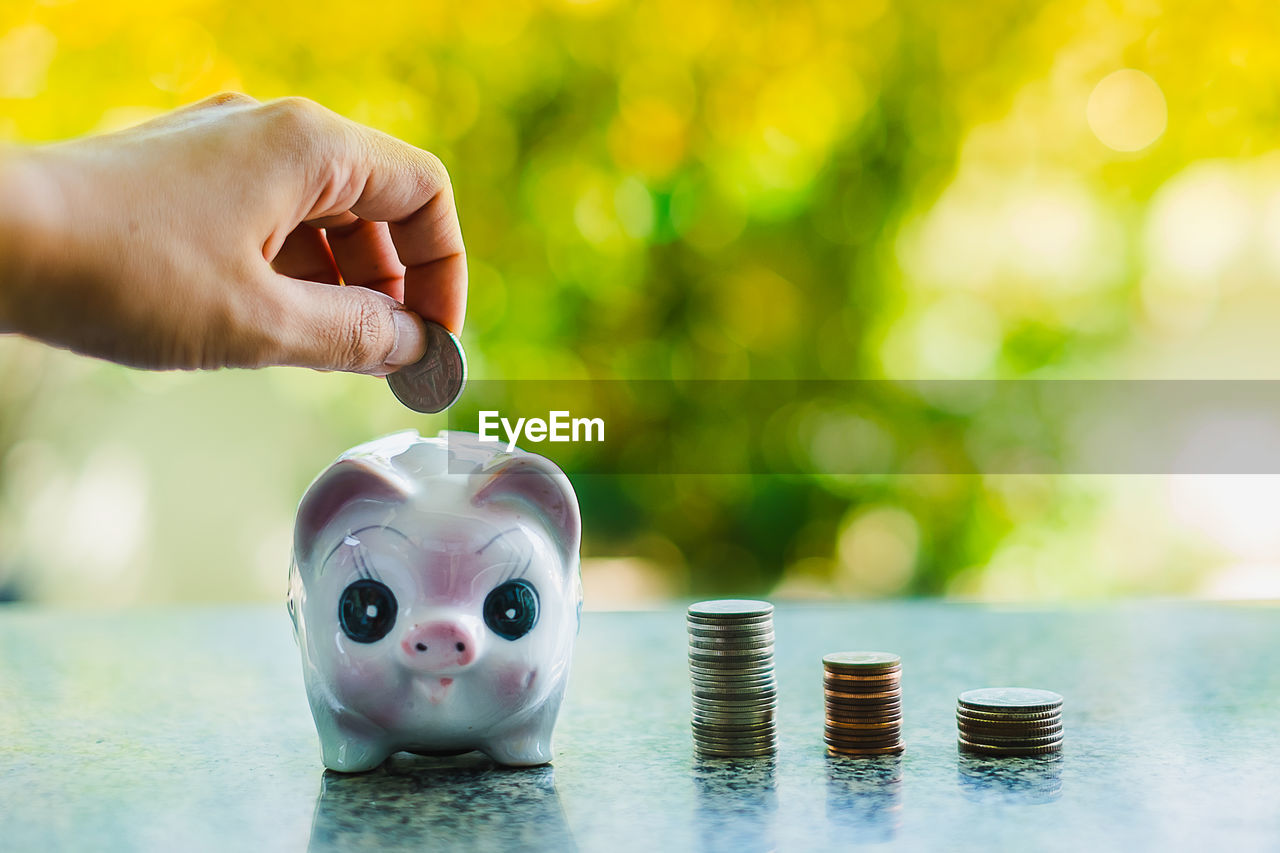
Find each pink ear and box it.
[294,459,410,567]
[471,457,580,564]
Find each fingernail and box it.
[387,310,428,368]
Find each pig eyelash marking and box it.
[504,550,534,583]
[496,544,530,583]
[320,525,409,577]
[322,522,412,568]
[353,548,381,583]
[476,527,522,555]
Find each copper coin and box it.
[825,718,902,730]
[823,678,901,693]
[823,670,901,682]
[825,741,906,757]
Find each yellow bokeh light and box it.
[1087,69,1167,152]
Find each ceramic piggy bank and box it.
[287,430,582,772]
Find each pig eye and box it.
[339,579,397,643]
[483,579,539,641]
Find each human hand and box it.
[0,93,465,373]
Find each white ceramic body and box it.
[288,431,582,772]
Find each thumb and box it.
[269,275,428,374]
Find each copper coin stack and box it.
[823,652,905,757]
[687,599,778,758]
[956,687,1064,757]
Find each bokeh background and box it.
[3,0,1280,606]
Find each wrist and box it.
[0,149,65,330]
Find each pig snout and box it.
[400,619,481,672]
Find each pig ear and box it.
[294,459,410,568]
[471,456,580,565]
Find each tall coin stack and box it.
[956,687,1064,756]
[823,652,906,757]
[687,599,777,758]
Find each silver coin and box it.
[689,638,775,649]
[688,656,775,668]
[689,649,775,663]
[692,696,779,710]
[959,732,1065,748]
[686,627,773,640]
[686,612,773,625]
[692,710,778,724]
[686,615,773,628]
[692,682,777,694]
[692,666,774,678]
[957,720,1064,737]
[693,718,777,729]
[691,681,778,696]
[957,738,1063,757]
[691,701,778,712]
[822,651,901,670]
[696,681,773,696]
[692,698,778,711]
[691,637,768,650]
[691,685,776,697]
[686,621,773,635]
[689,651,775,663]
[956,707,1063,724]
[686,611,773,624]
[693,743,777,754]
[958,688,1063,713]
[690,674,775,684]
[694,741,777,752]
[690,670,775,681]
[688,599,774,618]
[385,320,467,414]
[694,720,776,732]
[694,746,777,758]
[693,737,778,750]
[693,728,778,742]
[688,636,775,650]
[696,742,773,753]
[693,686,778,699]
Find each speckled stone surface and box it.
[2,603,1279,851]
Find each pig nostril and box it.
[456,642,466,653]
[415,642,427,652]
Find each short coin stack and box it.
[823,652,905,757]
[687,599,777,758]
[956,687,1064,756]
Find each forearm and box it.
[0,148,64,332]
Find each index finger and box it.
[333,126,467,335]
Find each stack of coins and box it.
[956,687,1064,757]
[687,599,777,758]
[823,652,905,757]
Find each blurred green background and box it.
[4,0,1280,606]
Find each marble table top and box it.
[2,602,1278,851]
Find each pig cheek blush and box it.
[288,430,583,772]
[494,665,540,703]
[333,659,408,730]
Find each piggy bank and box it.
[287,430,582,772]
